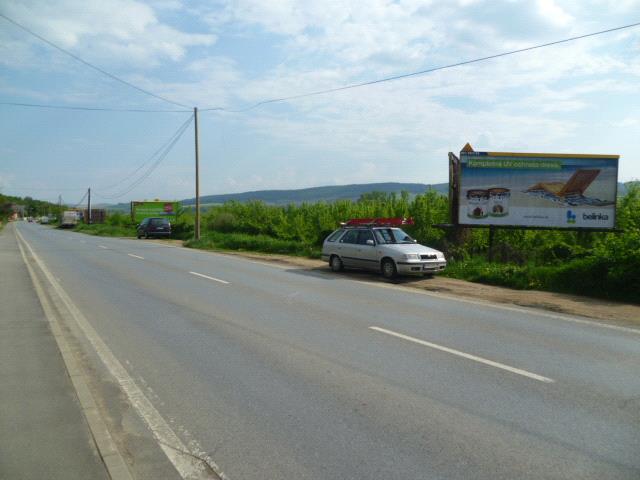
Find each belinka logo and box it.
[583,212,609,221]
[566,210,576,224]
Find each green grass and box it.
[73,223,136,237]
[443,257,640,304]
[185,231,321,258]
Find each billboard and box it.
[131,201,181,223]
[458,151,619,229]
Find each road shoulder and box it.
[0,223,113,480]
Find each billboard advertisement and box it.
[458,151,619,229]
[131,201,181,223]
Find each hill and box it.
[103,181,632,211]
[183,182,448,206]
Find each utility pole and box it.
[194,107,201,240]
[87,187,91,224]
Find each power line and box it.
[97,114,194,192]
[71,190,88,208]
[200,21,640,113]
[0,12,191,109]
[0,101,190,113]
[94,115,194,200]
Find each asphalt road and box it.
[15,222,640,480]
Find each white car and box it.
[321,221,446,279]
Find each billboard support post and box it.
[488,225,495,262]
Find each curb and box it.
[15,228,134,480]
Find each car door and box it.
[337,229,360,267]
[354,229,379,270]
[137,218,149,236]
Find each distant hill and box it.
[103,181,633,211]
[183,182,448,206]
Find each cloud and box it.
[535,0,574,27]
[1,0,215,67]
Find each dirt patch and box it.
[146,240,640,329]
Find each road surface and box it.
[14,222,640,480]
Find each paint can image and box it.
[466,189,489,219]
[489,188,510,217]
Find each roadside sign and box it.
[458,150,619,229]
[131,201,181,223]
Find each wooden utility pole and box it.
[87,187,91,224]
[194,107,201,240]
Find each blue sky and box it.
[1,0,639,204]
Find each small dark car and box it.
[137,217,171,239]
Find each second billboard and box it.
[458,150,619,229]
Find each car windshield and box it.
[373,228,415,244]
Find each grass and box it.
[185,231,322,258]
[73,223,136,237]
[443,256,640,304]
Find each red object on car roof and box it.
[342,217,415,227]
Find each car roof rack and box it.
[340,217,415,228]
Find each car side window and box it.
[357,230,374,245]
[340,230,359,244]
[326,230,344,242]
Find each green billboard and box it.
[131,201,181,223]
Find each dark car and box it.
[137,217,171,239]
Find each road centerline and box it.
[369,326,554,383]
[127,253,144,260]
[189,271,230,285]
[98,245,108,249]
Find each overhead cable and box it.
[97,114,194,192]
[200,21,640,113]
[0,12,191,109]
[94,115,194,200]
[0,101,190,113]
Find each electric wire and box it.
[71,190,88,209]
[93,115,194,200]
[97,114,194,192]
[0,101,190,113]
[200,21,640,113]
[0,12,191,109]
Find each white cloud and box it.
[535,0,574,27]
[2,0,215,67]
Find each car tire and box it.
[144,232,149,239]
[330,255,344,272]
[381,258,397,279]
[137,234,141,239]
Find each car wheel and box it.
[330,255,344,272]
[137,234,141,239]
[144,232,149,239]
[381,258,397,279]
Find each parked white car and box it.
[321,221,446,278]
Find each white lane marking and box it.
[98,245,108,249]
[369,326,555,384]
[15,228,228,480]
[189,271,230,285]
[127,253,144,260]
[356,280,640,335]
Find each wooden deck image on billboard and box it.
[525,169,613,206]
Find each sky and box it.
[0,0,639,204]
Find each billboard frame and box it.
[454,146,619,231]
